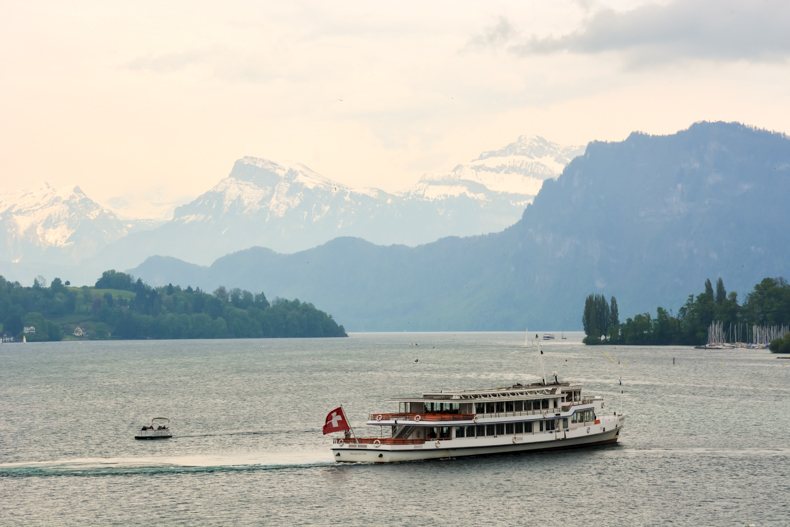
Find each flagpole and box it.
[341,404,359,445]
[538,344,547,385]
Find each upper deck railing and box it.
[562,398,596,407]
[333,437,425,445]
[369,412,475,422]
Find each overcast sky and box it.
[2,0,790,218]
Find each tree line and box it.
[582,277,790,348]
[0,270,346,341]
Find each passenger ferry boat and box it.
[329,378,624,463]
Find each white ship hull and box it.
[333,415,624,463]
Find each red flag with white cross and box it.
[323,406,350,434]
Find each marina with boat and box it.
[699,321,789,349]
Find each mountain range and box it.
[0,136,580,283]
[129,122,790,331]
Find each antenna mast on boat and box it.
[525,329,547,384]
[538,343,547,385]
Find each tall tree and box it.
[715,278,727,305]
[609,296,620,342]
[582,293,610,343]
[596,295,610,341]
[704,279,714,298]
[582,295,596,340]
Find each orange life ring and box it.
[338,438,344,445]
[373,439,381,447]
[376,414,383,422]
[414,414,422,422]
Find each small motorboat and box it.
[135,417,172,440]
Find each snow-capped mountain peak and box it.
[231,157,342,192]
[0,183,129,261]
[410,135,583,202]
[174,156,371,223]
[478,135,566,160]
[472,135,583,182]
[3,184,91,246]
[171,136,584,242]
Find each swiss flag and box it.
[323,406,350,434]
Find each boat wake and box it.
[622,447,790,457]
[0,451,334,478]
[176,429,317,438]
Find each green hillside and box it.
[0,271,346,341]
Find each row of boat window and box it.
[475,400,551,414]
[420,409,597,439]
[455,420,558,438]
[571,409,595,423]
[424,402,461,413]
[417,399,556,414]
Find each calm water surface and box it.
[1,333,789,526]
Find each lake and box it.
[1,333,788,526]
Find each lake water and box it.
[1,333,789,526]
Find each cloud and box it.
[125,47,284,84]
[510,0,790,65]
[571,0,598,12]
[126,50,210,73]
[464,16,518,51]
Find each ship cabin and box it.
[363,381,601,444]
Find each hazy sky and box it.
[3,0,790,218]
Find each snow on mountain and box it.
[410,136,583,204]
[172,157,384,226]
[176,136,581,232]
[162,136,583,256]
[105,191,190,222]
[210,157,335,216]
[0,183,130,263]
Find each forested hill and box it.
[0,270,346,341]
